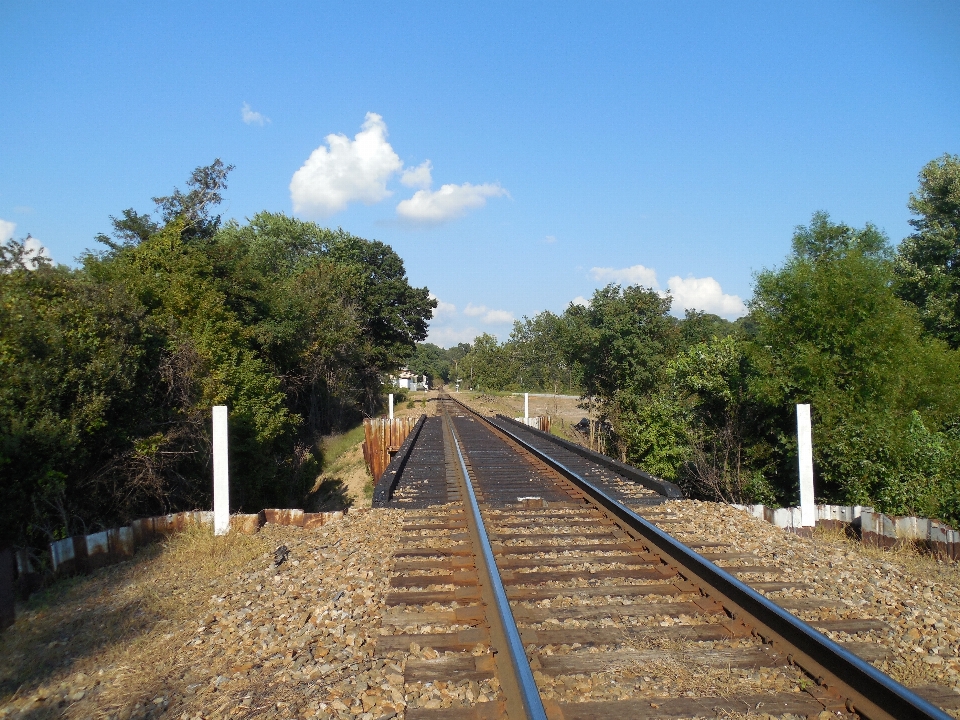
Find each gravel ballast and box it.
[2,498,958,719]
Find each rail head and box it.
[442,405,547,720]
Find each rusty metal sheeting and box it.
[362,416,420,482]
[46,509,351,578]
[512,416,551,433]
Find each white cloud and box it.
[2,235,52,271]
[401,160,433,189]
[24,237,51,264]
[589,264,660,289]
[544,235,557,244]
[396,182,507,224]
[483,309,515,324]
[0,218,15,242]
[585,263,746,319]
[464,303,514,324]
[290,112,403,216]
[571,295,589,307]
[426,325,482,348]
[429,292,457,319]
[241,102,270,126]
[666,276,746,319]
[426,296,515,347]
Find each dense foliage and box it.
[448,157,960,526]
[0,162,434,549]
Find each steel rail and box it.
[444,394,951,720]
[442,404,548,720]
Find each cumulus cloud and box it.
[24,237,51,264]
[0,218,15,242]
[570,296,589,307]
[241,102,270,126]
[429,292,457,319]
[401,160,433,189]
[589,264,660,288]
[666,275,746,319]
[544,235,557,244]
[2,233,52,271]
[464,303,514,324]
[425,296,516,346]
[396,182,507,224]
[427,325,482,348]
[290,112,403,216]
[586,264,746,319]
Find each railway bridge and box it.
[369,393,958,720]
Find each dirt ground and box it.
[449,391,592,440]
[307,393,442,511]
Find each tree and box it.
[750,212,960,511]
[1,163,439,550]
[506,312,575,393]
[326,232,436,381]
[895,154,960,347]
[459,334,511,390]
[0,239,155,545]
[561,284,676,409]
[678,309,735,349]
[407,343,451,384]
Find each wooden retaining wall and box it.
[362,416,419,481]
[512,416,551,433]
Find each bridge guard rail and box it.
[494,413,684,499]
[371,414,427,508]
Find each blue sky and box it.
[2,1,958,346]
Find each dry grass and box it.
[0,524,270,718]
[307,426,373,510]
[811,524,960,586]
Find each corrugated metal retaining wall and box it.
[734,503,960,560]
[3,507,357,631]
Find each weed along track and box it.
[371,394,960,719]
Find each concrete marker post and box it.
[389,393,394,420]
[213,405,230,536]
[797,403,815,527]
[524,393,529,421]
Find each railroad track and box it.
[373,394,956,719]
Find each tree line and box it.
[0,161,435,550]
[413,155,960,527]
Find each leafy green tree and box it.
[678,309,735,348]
[445,343,472,384]
[750,212,960,510]
[506,311,577,393]
[561,283,676,413]
[460,333,512,391]
[895,154,960,347]
[0,240,156,544]
[668,336,776,504]
[1,162,438,550]
[408,343,451,384]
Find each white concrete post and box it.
[797,403,815,527]
[524,393,529,420]
[212,405,230,536]
[389,393,394,420]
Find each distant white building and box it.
[389,368,430,391]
